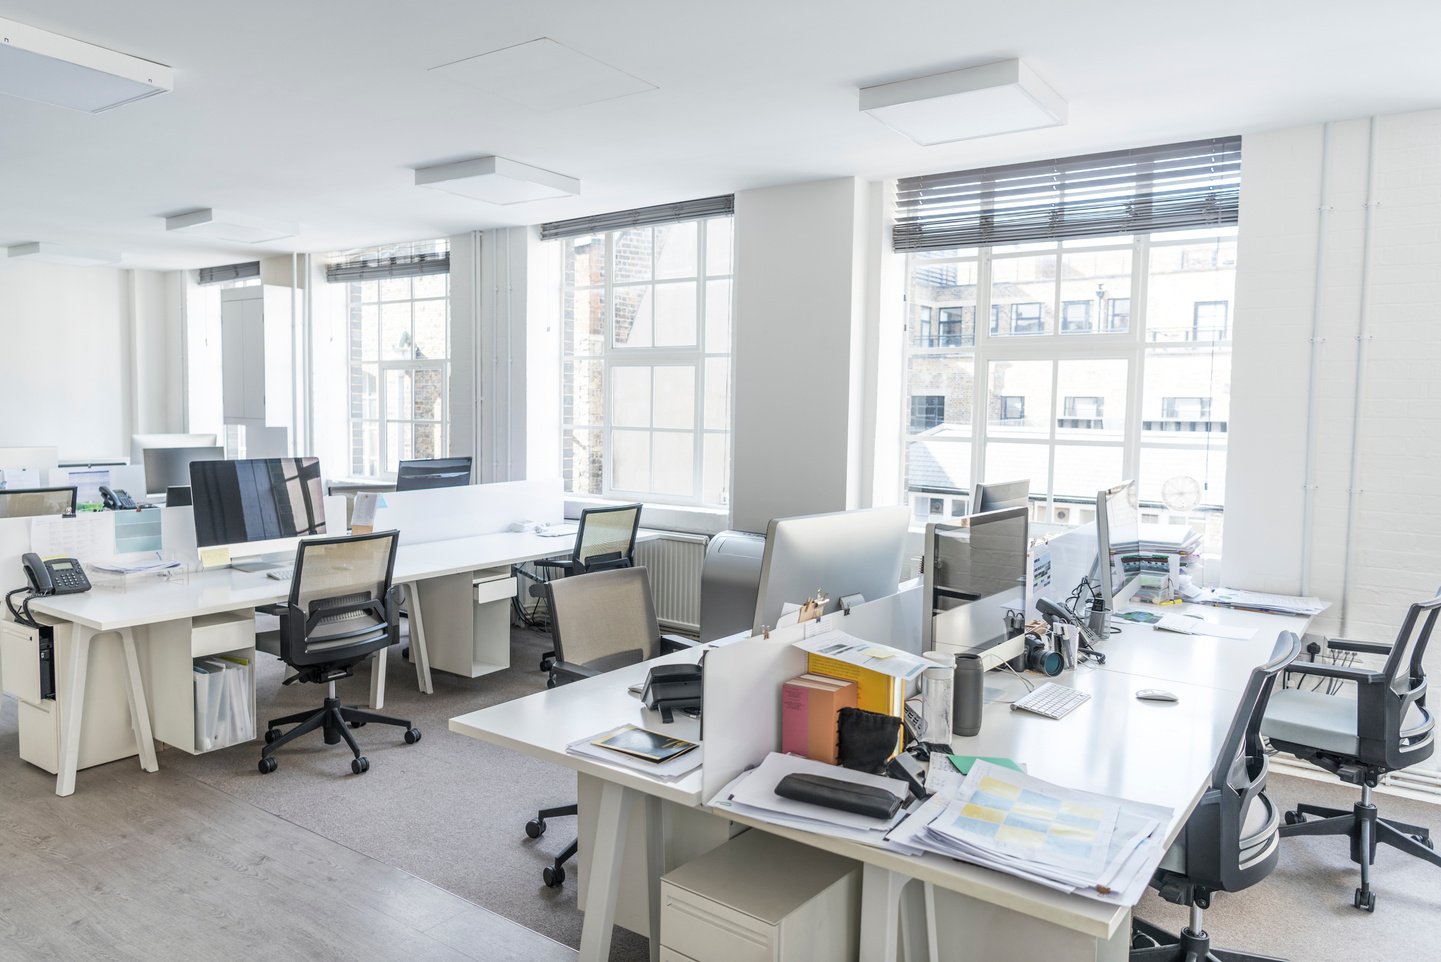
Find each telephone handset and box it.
[99,485,138,511]
[22,552,92,595]
[1036,597,1106,657]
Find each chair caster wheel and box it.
[351,756,370,775]
[1283,810,1305,826]
[540,655,554,672]
[401,646,410,661]
[1414,834,1434,850]
[258,756,278,774]
[349,720,367,728]
[526,818,546,839]
[1354,887,1375,912]
[404,727,422,744]
[543,864,565,887]
[264,728,282,744]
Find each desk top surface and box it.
[28,528,586,631]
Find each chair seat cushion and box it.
[1263,687,1431,759]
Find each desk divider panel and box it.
[372,478,563,545]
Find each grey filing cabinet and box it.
[660,829,860,962]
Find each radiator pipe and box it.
[1299,122,1333,596]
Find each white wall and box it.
[0,261,179,460]
[730,177,873,533]
[1225,109,1441,647]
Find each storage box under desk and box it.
[142,610,257,755]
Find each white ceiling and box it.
[1,1,1438,270]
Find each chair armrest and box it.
[549,660,600,686]
[659,633,701,655]
[533,558,574,571]
[1326,638,1393,656]
[1284,661,1386,685]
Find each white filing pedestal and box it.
[660,828,860,962]
[407,566,516,682]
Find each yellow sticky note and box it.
[198,545,231,569]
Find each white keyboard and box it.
[1011,682,1090,720]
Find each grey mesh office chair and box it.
[531,502,642,671]
[524,566,695,888]
[1261,593,1440,911]
[1131,631,1299,962]
[257,531,421,776]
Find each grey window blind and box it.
[326,241,449,283]
[197,261,260,285]
[540,194,734,241]
[893,137,1242,253]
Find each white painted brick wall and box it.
[1225,110,1441,769]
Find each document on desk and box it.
[567,725,702,780]
[1153,613,1256,640]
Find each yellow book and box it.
[806,653,907,756]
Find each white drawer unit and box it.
[660,829,861,962]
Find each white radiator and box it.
[634,533,708,634]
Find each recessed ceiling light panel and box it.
[0,16,172,112]
[860,59,1066,146]
[414,156,580,205]
[7,242,120,266]
[431,37,655,112]
[165,208,298,243]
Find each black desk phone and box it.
[22,552,92,595]
[99,485,138,510]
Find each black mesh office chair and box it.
[257,531,421,776]
[1261,593,1440,911]
[530,503,642,672]
[523,566,695,887]
[1131,631,1300,962]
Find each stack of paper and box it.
[708,752,913,847]
[1203,589,1330,617]
[192,656,254,751]
[566,724,703,780]
[887,760,1172,906]
[1153,613,1257,640]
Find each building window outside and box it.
[903,229,1236,546]
[347,267,450,479]
[910,395,945,432]
[1162,396,1213,419]
[558,215,734,506]
[938,307,974,347]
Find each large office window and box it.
[333,240,451,479]
[895,139,1240,543]
[551,205,734,506]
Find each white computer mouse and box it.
[1136,689,1179,703]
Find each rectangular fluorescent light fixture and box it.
[0,16,172,112]
[165,208,298,244]
[860,59,1066,146]
[7,242,119,266]
[415,156,579,205]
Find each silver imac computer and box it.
[143,445,225,498]
[1094,479,1141,622]
[971,478,1030,513]
[131,433,218,466]
[395,456,473,492]
[190,457,327,570]
[923,506,1029,665]
[751,505,909,634]
[0,486,77,519]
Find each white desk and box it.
[451,601,1310,962]
[25,529,590,797]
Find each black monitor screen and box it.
[395,456,473,492]
[0,486,76,519]
[190,458,326,549]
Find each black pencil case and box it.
[774,772,903,820]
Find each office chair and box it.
[529,502,642,671]
[523,566,696,887]
[257,531,421,776]
[1131,631,1300,962]
[1261,593,1440,911]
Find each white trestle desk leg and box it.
[860,864,910,962]
[579,780,637,962]
[56,626,94,797]
[119,628,158,774]
[368,646,387,709]
[923,881,940,962]
[899,876,930,962]
[404,582,434,695]
[645,795,664,962]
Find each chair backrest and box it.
[572,503,641,571]
[548,565,659,672]
[1180,631,1299,896]
[1370,592,1441,767]
[280,530,400,670]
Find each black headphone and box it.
[1022,632,1064,677]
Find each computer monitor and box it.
[143,446,225,496]
[130,433,217,466]
[923,507,1029,653]
[394,457,473,492]
[166,485,193,507]
[0,486,76,519]
[190,458,326,569]
[1095,479,1141,609]
[971,478,1030,513]
[751,505,909,634]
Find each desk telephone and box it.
[99,485,138,511]
[22,552,92,595]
